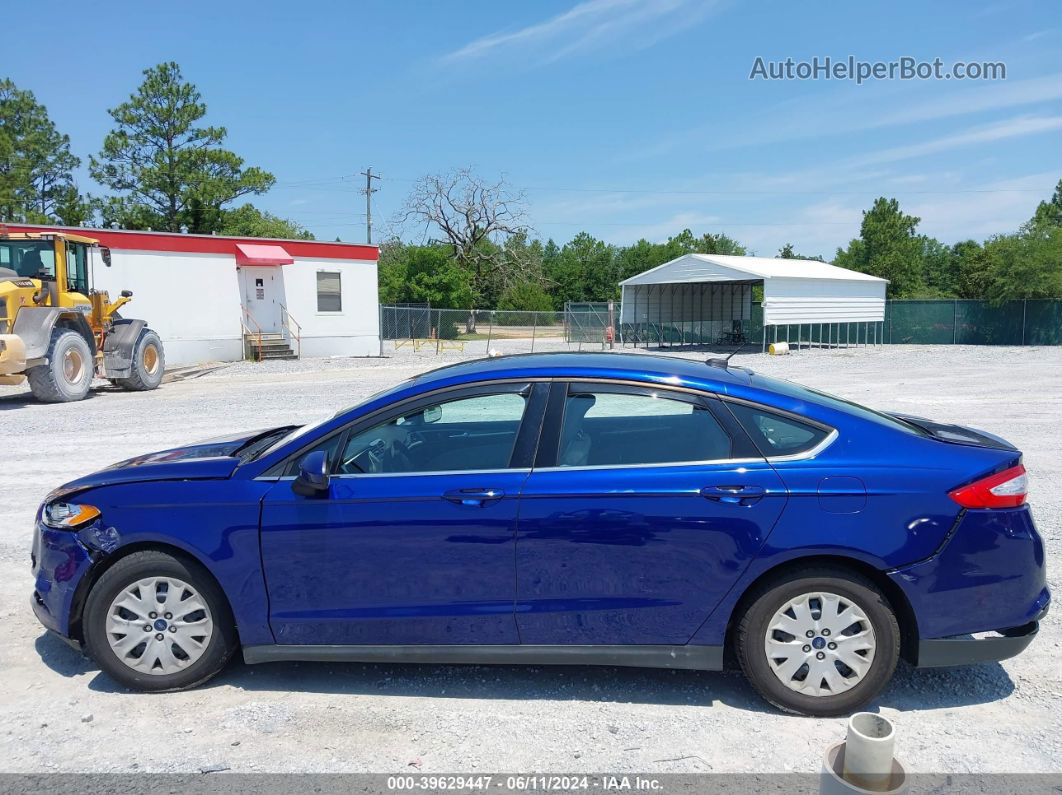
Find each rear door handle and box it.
[700,485,766,505]
[442,488,506,506]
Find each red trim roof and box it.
[235,243,295,265]
[0,223,377,262]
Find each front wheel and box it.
[735,566,900,716]
[113,328,164,391]
[83,551,237,691]
[26,328,93,403]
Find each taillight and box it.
[949,464,1028,508]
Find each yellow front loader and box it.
[0,229,164,402]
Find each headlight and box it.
[42,502,101,529]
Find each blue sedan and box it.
[30,352,1049,715]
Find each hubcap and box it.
[105,577,214,675]
[763,591,876,697]
[63,348,85,383]
[142,344,159,375]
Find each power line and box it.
[375,174,1050,196]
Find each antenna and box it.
[707,338,751,369]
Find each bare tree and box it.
[395,168,532,320]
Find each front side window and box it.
[308,391,527,476]
[317,271,341,312]
[726,401,830,457]
[66,243,89,294]
[0,241,55,279]
[557,387,731,467]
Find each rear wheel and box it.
[83,551,237,692]
[735,566,900,716]
[26,328,93,403]
[113,328,164,391]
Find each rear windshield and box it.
[749,374,929,437]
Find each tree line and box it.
[0,64,311,239]
[382,170,1062,309]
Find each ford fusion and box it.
[31,352,1049,715]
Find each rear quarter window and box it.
[726,402,831,458]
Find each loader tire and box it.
[113,328,164,391]
[26,328,93,403]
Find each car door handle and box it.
[700,485,766,505]
[442,488,506,506]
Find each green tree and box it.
[0,78,85,223]
[982,227,1062,300]
[917,236,955,297]
[778,243,824,261]
[497,280,554,312]
[544,232,616,308]
[377,240,473,308]
[1029,178,1062,230]
[834,198,924,297]
[218,203,313,239]
[90,62,274,233]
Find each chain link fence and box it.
[380,306,573,356]
[380,300,1062,356]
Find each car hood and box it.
[53,427,288,494]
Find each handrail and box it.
[279,303,302,359]
[240,308,264,362]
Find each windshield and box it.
[253,379,417,460]
[750,373,929,436]
[0,241,56,279]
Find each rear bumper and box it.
[890,505,1048,663]
[918,622,1039,668]
[917,593,1048,667]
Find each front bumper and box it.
[0,333,28,381]
[30,520,97,639]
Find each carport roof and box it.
[619,254,888,286]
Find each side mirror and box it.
[292,450,331,496]
[423,405,443,424]
[100,247,112,267]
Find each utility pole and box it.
[360,167,381,244]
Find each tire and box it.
[83,550,238,692]
[735,566,900,716]
[26,328,93,403]
[113,328,164,391]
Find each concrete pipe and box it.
[821,713,906,795]
[768,341,790,355]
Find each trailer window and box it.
[317,271,342,312]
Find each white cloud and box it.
[441,0,721,65]
[637,73,1062,158]
[844,115,1062,168]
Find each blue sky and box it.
[5,0,1061,256]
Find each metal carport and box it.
[618,254,888,350]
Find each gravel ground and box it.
[0,344,1059,775]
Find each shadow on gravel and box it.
[36,632,1015,713]
[0,392,37,410]
[0,387,106,409]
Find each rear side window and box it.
[557,388,731,467]
[726,402,830,458]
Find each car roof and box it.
[410,351,750,389]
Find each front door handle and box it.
[442,488,506,507]
[700,485,766,505]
